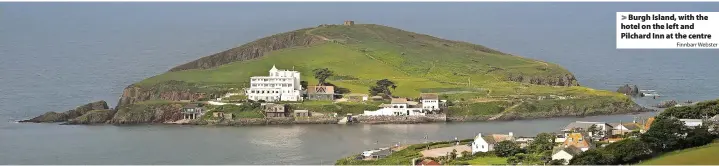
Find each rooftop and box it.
[553,145,583,156]
[563,133,592,149]
[308,86,335,94]
[391,98,408,104]
[420,93,439,100]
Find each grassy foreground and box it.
[640,141,719,165]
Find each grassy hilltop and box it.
[120,23,636,119]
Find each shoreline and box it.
[28,108,656,127]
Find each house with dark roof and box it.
[307,86,335,101]
[471,132,514,153]
[551,145,583,165]
[263,104,288,117]
[182,103,204,120]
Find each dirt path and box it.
[488,102,521,120]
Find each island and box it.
[21,21,651,125]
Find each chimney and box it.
[477,133,482,138]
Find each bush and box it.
[494,140,521,157]
[604,139,652,164]
[569,149,615,165]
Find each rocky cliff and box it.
[116,81,223,109]
[108,102,184,124]
[20,101,109,123]
[168,28,326,72]
[496,97,653,120]
[64,110,114,125]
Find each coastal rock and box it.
[655,100,678,108]
[20,100,109,123]
[616,84,643,97]
[116,83,221,109]
[108,102,183,124]
[64,110,114,125]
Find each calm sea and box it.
[0,2,717,164]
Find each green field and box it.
[126,23,632,117]
[137,24,621,99]
[639,141,719,165]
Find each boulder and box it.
[655,100,678,108]
[617,84,643,97]
[63,110,114,125]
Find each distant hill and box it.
[117,23,632,116]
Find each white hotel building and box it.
[245,65,303,102]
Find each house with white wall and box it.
[680,119,703,127]
[245,65,302,102]
[551,145,582,165]
[471,132,514,153]
[362,98,427,116]
[420,93,440,111]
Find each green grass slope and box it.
[125,23,634,117]
[640,141,719,165]
[138,24,617,98]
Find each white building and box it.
[361,98,427,116]
[420,93,440,111]
[680,119,703,127]
[245,65,302,102]
[471,132,514,153]
[551,146,583,165]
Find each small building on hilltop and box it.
[182,104,204,120]
[343,20,355,26]
[264,104,288,117]
[307,86,335,101]
[471,132,514,153]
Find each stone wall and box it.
[354,114,447,124]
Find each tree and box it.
[640,117,689,152]
[528,133,556,154]
[604,139,652,164]
[300,81,308,90]
[368,79,397,98]
[587,124,601,138]
[569,149,615,165]
[450,149,458,159]
[494,140,521,157]
[312,68,334,86]
[684,126,716,148]
[548,159,566,165]
[460,151,472,159]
